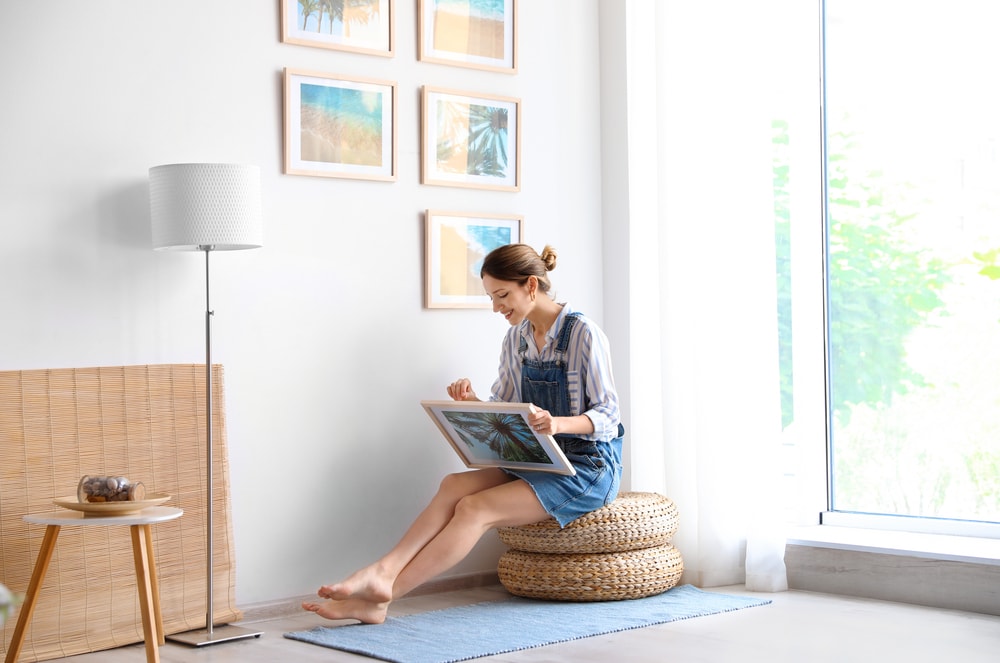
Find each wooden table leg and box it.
[4,525,60,663]
[142,524,165,645]
[130,525,160,663]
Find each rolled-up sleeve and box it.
[575,322,620,440]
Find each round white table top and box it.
[23,506,183,527]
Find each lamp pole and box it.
[204,245,215,636]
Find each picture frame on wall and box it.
[418,0,517,73]
[421,86,520,191]
[283,68,397,182]
[280,0,394,57]
[420,400,576,475]
[424,210,523,309]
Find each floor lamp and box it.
[149,163,264,645]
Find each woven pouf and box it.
[496,492,684,601]
[498,491,680,554]
[498,544,684,601]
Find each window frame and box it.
[815,0,1000,539]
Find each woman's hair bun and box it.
[539,245,558,272]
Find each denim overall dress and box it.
[503,312,624,527]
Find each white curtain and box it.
[616,0,812,591]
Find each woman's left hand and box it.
[528,409,557,435]
[527,411,596,437]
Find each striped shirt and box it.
[489,303,621,442]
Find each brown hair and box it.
[481,244,558,293]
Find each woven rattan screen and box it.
[0,364,241,662]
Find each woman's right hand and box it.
[446,378,478,401]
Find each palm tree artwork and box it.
[443,411,554,465]
[435,99,509,178]
[298,0,379,36]
[299,0,321,29]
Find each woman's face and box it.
[482,274,534,326]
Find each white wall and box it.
[0,1,609,605]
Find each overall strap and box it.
[554,312,583,354]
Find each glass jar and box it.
[77,475,146,503]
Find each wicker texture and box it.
[497,491,683,601]
[0,365,242,662]
[498,544,684,601]
[497,492,680,554]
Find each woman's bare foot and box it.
[317,563,394,603]
[301,597,389,624]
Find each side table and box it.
[4,506,183,663]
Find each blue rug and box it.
[284,585,771,663]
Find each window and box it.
[819,0,1000,529]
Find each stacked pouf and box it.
[496,491,684,601]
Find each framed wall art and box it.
[284,68,397,181]
[421,86,520,191]
[418,0,516,73]
[420,400,575,475]
[424,210,523,308]
[280,0,394,57]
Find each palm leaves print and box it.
[434,100,509,177]
[466,103,508,176]
[443,412,553,465]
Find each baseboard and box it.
[411,571,501,596]
[236,571,502,624]
[785,531,1000,616]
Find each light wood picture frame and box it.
[418,0,517,73]
[280,0,394,57]
[283,68,397,181]
[424,210,523,308]
[421,86,520,191]
[421,400,576,475]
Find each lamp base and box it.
[166,623,263,646]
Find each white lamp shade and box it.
[149,163,263,251]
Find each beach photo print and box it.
[424,210,522,308]
[418,0,517,73]
[283,68,397,181]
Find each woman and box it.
[303,244,623,624]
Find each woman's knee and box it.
[451,492,492,528]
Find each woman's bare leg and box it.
[320,470,512,600]
[302,475,548,623]
[302,469,513,621]
[390,478,548,599]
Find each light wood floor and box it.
[31,584,1000,662]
